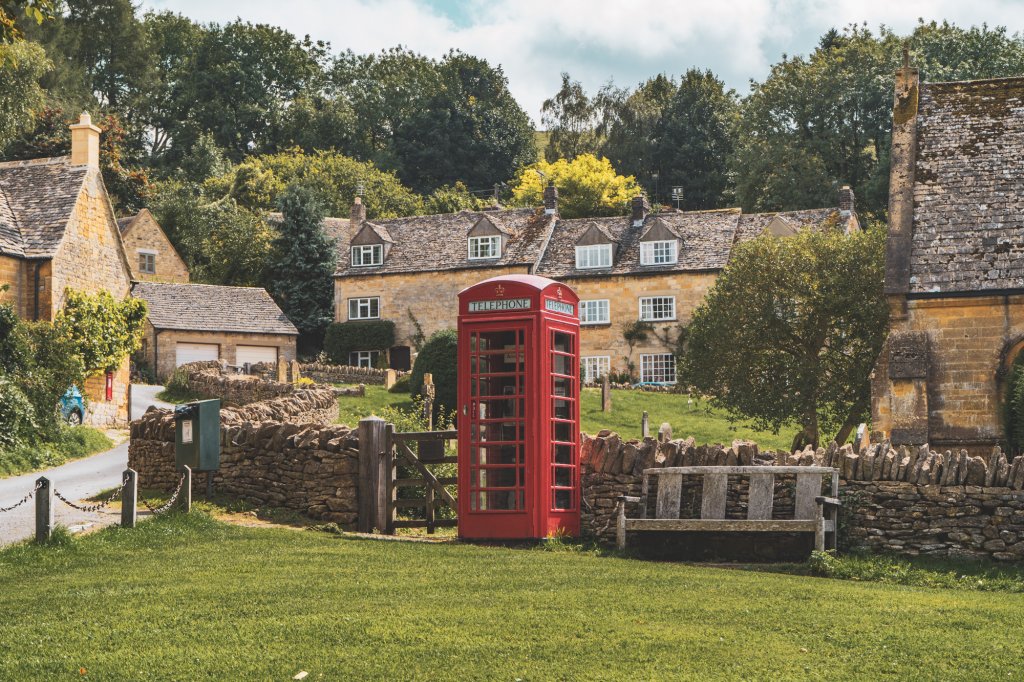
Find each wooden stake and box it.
[35,476,52,543]
[121,469,137,528]
[601,374,611,413]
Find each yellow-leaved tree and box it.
[510,154,642,219]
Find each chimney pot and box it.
[350,195,367,226]
[543,181,558,215]
[839,185,855,216]
[631,195,650,226]
[69,111,101,168]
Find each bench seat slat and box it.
[647,466,836,475]
[624,519,818,532]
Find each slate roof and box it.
[909,77,1024,294]
[734,207,846,243]
[131,282,298,335]
[116,215,135,233]
[0,157,89,258]
[333,208,555,276]
[536,209,741,279]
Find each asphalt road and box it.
[0,385,173,546]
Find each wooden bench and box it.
[616,466,841,553]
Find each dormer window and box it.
[576,244,612,269]
[640,240,678,266]
[351,244,383,267]
[469,235,501,260]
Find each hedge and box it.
[410,329,457,415]
[323,320,396,365]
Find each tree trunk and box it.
[791,410,819,452]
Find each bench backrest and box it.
[641,466,839,521]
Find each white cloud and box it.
[141,0,1024,124]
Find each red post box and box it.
[457,275,581,539]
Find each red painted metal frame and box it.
[457,275,581,539]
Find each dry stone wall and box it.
[182,365,300,405]
[298,362,408,385]
[582,432,1024,561]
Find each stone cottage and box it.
[131,281,298,379]
[117,208,189,283]
[872,61,1024,454]
[331,187,856,379]
[0,113,134,425]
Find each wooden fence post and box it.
[180,465,192,512]
[421,373,435,431]
[35,476,52,543]
[121,469,138,528]
[384,423,396,535]
[358,416,387,533]
[642,411,650,438]
[601,374,611,413]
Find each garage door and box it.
[175,342,219,367]
[236,345,278,366]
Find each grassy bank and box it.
[0,513,1021,680]
[0,427,113,478]
[337,385,796,449]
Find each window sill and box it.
[580,322,611,328]
[638,318,678,323]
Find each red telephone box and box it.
[457,275,581,540]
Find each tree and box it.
[679,227,888,450]
[54,289,147,374]
[409,329,457,416]
[510,154,642,219]
[0,0,55,43]
[651,69,738,209]
[263,185,335,353]
[598,74,677,196]
[541,72,601,162]
[0,40,49,150]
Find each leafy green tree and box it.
[0,40,49,149]
[206,148,422,218]
[540,72,601,162]
[598,74,677,195]
[680,227,888,449]
[410,329,457,416]
[510,154,642,219]
[264,185,335,352]
[0,0,56,43]
[54,289,147,374]
[651,69,738,209]
[147,179,272,286]
[423,182,487,215]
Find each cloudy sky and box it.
[142,0,1024,125]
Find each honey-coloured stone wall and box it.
[141,323,298,380]
[120,209,189,283]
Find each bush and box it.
[388,374,411,394]
[0,376,37,449]
[323,320,395,365]
[409,329,457,415]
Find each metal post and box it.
[180,465,192,512]
[35,476,52,543]
[121,469,137,529]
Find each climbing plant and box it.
[54,290,147,374]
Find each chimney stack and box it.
[69,112,100,168]
[839,185,855,216]
[350,195,366,227]
[631,195,650,227]
[543,181,558,215]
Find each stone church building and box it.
[872,61,1024,454]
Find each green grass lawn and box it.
[337,385,796,449]
[1,513,1022,680]
[0,426,113,478]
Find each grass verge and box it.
[0,512,1022,680]
[337,385,796,449]
[154,386,202,404]
[0,427,113,478]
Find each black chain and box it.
[0,480,42,514]
[53,473,129,513]
[140,473,186,515]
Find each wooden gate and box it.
[357,417,457,535]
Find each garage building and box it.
[132,281,298,380]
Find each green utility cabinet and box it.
[174,399,221,471]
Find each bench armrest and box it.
[617,495,641,504]
[815,496,841,507]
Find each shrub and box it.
[409,329,457,415]
[388,374,411,394]
[323,320,395,365]
[0,376,37,449]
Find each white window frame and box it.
[468,235,501,260]
[349,350,380,368]
[138,249,156,275]
[351,244,383,267]
[579,299,610,325]
[575,243,612,269]
[640,240,678,266]
[640,353,676,384]
[582,356,611,384]
[348,297,380,320]
[639,296,676,321]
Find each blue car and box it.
[59,386,85,426]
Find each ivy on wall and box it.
[323,320,396,365]
[54,290,147,374]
